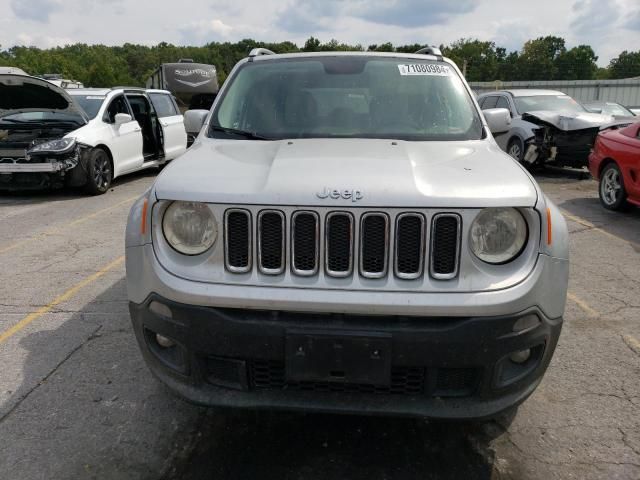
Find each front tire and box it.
[507,137,524,162]
[599,163,627,211]
[85,148,112,195]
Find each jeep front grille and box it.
[359,213,389,278]
[325,212,354,277]
[291,211,319,276]
[430,214,461,279]
[224,209,252,273]
[394,213,425,279]
[224,208,461,281]
[258,210,285,274]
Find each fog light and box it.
[510,349,531,364]
[156,333,175,348]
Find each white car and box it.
[0,75,187,194]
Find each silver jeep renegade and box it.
[125,48,569,419]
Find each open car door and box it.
[148,92,187,160]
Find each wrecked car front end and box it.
[520,111,626,169]
[0,134,93,191]
[0,73,88,190]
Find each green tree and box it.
[518,36,566,80]
[442,39,499,81]
[303,37,321,52]
[368,42,394,52]
[608,50,640,79]
[555,45,598,80]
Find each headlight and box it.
[162,201,217,255]
[470,208,528,264]
[28,137,76,154]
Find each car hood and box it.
[522,110,614,131]
[154,138,538,208]
[0,74,87,120]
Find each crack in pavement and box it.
[502,429,640,469]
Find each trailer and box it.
[146,59,219,113]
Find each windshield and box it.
[585,102,634,117]
[0,110,85,125]
[210,56,483,141]
[70,94,106,119]
[514,95,586,115]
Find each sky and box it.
[1,0,639,67]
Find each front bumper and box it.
[0,162,68,173]
[130,295,562,419]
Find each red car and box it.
[589,122,640,210]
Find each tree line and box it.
[1,36,638,88]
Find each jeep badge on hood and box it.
[316,188,364,202]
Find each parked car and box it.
[588,122,640,210]
[0,75,187,194]
[626,106,640,116]
[582,101,636,119]
[477,89,615,168]
[126,48,569,420]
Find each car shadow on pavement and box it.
[3,277,507,480]
[166,407,508,480]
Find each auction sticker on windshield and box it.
[398,64,451,76]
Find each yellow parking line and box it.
[0,196,137,255]
[561,209,640,249]
[0,256,124,344]
[567,291,599,318]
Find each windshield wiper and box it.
[0,118,33,124]
[211,125,272,140]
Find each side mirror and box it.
[114,113,132,126]
[183,109,209,134]
[483,108,511,134]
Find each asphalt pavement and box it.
[0,168,639,480]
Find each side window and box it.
[481,96,498,110]
[105,96,130,123]
[149,93,178,118]
[496,96,509,110]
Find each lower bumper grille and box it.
[247,360,478,398]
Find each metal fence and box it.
[468,79,640,106]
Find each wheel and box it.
[85,148,113,195]
[599,163,627,210]
[507,137,524,162]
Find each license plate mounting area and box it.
[285,331,392,386]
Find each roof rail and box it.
[110,86,145,91]
[415,46,442,58]
[249,48,276,58]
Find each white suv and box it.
[0,74,186,194]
